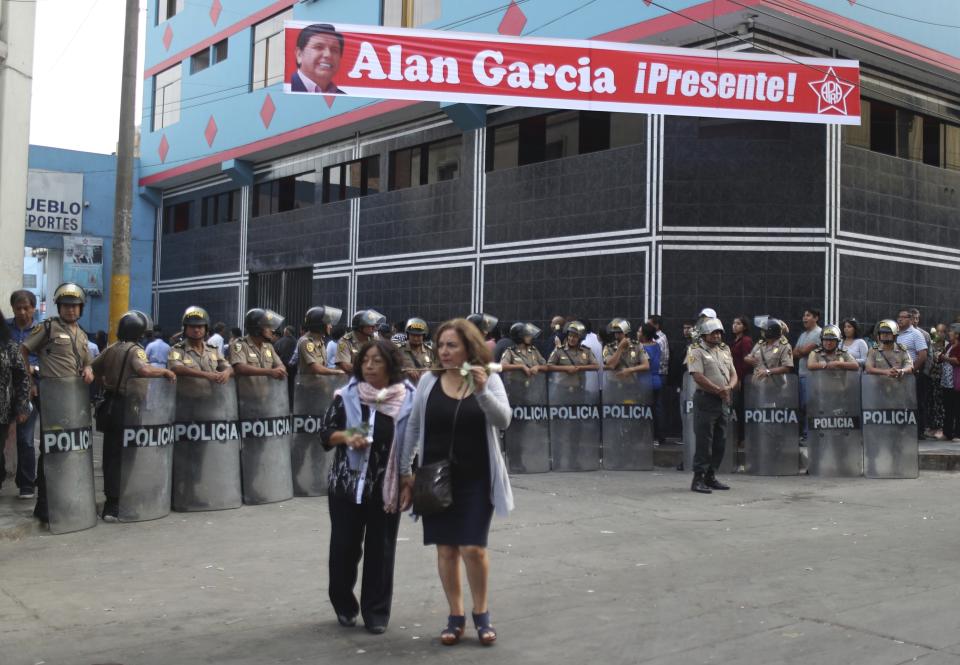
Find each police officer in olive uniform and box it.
[744,318,794,381]
[687,317,738,494]
[807,325,859,371]
[21,283,96,523]
[168,306,233,383]
[335,309,385,374]
[865,320,914,378]
[297,306,345,377]
[602,318,650,377]
[548,321,600,379]
[501,322,546,377]
[229,308,287,381]
[93,310,176,521]
[398,317,436,383]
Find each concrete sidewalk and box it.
[1,467,959,665]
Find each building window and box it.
[383,0,441,27]
[389,137,461,190]
[163,201,191,234]
[201,190,241,227]
[845,98,958,170]
[252,172,316,218]
[153,63,182,131]
[156,0,184,24]
[191,38,229,75]
[252,9,292,91]
[945,125,960,171]
[487,111,645,171]
[323,156,381,203]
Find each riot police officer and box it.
[865,320,913,378]
[398,317,436,382]
[744,318,794,380]
[501,322,545,376]
[807,325,858,371]
[335,309,385,374]
[168,306,233,382]
[229,308,287,380]
[21,282,96,523]
[602,318,650,377]
[547,321,600,375]
[297,306,345,377]
[687,317,737,493]
[467,312,499,337]
[92,310,176,521]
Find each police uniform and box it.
[334,332,365,368]
[228,335,283,369]
[502,344,546,368]
[807,347,856,367]
[168,340,229,373]
[548,345,598,389]
[398,342,437,372]
[602,340,648,370]
[865,343,913,372]
[687,340,736,475]
[747,336,794,371]
[296,332,328,374]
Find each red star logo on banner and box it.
[807,67,856,115]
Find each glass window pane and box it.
[266,32,285,87]
[410,148,422,185]
[427,137,460,184]
[163,75,181,128]
[366,155,380,194]
[191,48,210,74]
[324,165,342,203]
[490,123,519,171]
[252,40,267,90]
[844,99,870,149]
[610,112,645,148]
[382,0,404,26]
[411,0,441,26]
[213,39,228,65]
[922,116,941,167]
[897,110,922,161]
[545,111,579,160]
[346,161,363,199]
[870,101,896,156]
[945,124,960,171]
[294,172,316,208]
[227,190,240,222]
[391,148,413,189]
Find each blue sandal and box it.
[440,615,465,646]
[472,611,496,646]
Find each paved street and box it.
[1,468,959,665]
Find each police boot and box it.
[691,472,712,494]
[704,471,730,491]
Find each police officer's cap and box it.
[405,317,429,336]
[698,307,717,319]
[304,305,343,332]
[118,310,152,342]
[606,318,631,335]
[820,325,841,343]
[467,313,498,335]
[876,319,899,337]
[700,317,724,336]
[352,309,385,330]
[564,320,587,337]
[182,306,211,329]
[762,318,782,339]
[54,282,86,306]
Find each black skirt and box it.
[422,474,493,547]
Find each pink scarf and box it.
[357,382,407,511]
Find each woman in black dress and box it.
[320,339,415,634]
[399,319,513,646]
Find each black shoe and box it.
[337,614,357,627]
[33,504,48,523]
[365,624,387,635]
[101,498,119,523]
[704,473,730,491]
[691,473,712,494]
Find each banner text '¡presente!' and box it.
[347,44,797,104]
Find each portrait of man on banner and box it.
[290,23,346,95]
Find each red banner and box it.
[285,21,860,125]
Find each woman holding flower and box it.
[320,339,415,634]
[398,318,513,646]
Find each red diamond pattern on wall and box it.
[163,24,174,51]
[498,0,527,36]
[158,135,170,163]
[210,0,222,25]
[204,116,218,147]
[260,94,276,128]
[324,95,336,109]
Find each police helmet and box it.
[820,325,841,344]
[762,318,782,340]
[54,282,85,314]
[564,320,587,338]
[508,322,526,343]
[118,310,152,342]
[351,309,386,331]
[876,319,899,337]
[467,313,499,336]
[699,317,724,336]
[245,308,285,336]
[405,317,429,336]
[378,322,392,338]
[523,323,542,340]
[606,318,631,335]
[182,306,211,330]
[303,305,343,333]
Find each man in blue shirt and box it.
[896,309,928,438]
[7,290,40,499]
[145,328,171,368]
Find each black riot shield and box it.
[236,375,293,504]
[503,371,550,474]
[743,374,800,476]
[40,377,97,535]
[861,373,919,479]
[806,370,863,477]
[119,378,177,522]
[547,372,601,471]
[292,373,349,495]
[601,370,654,470]
[172,377,242,511]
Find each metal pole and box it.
[108,0,140,342]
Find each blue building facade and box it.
[140,0,960,340]
[26,146,155,335]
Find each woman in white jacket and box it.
[398,318,513,647]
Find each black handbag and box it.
[412,382,467,515]
[94,346,135,433]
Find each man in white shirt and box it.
[207,322,226,356]
[897,309,929,438]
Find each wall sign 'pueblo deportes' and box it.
[284,21,860,124]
